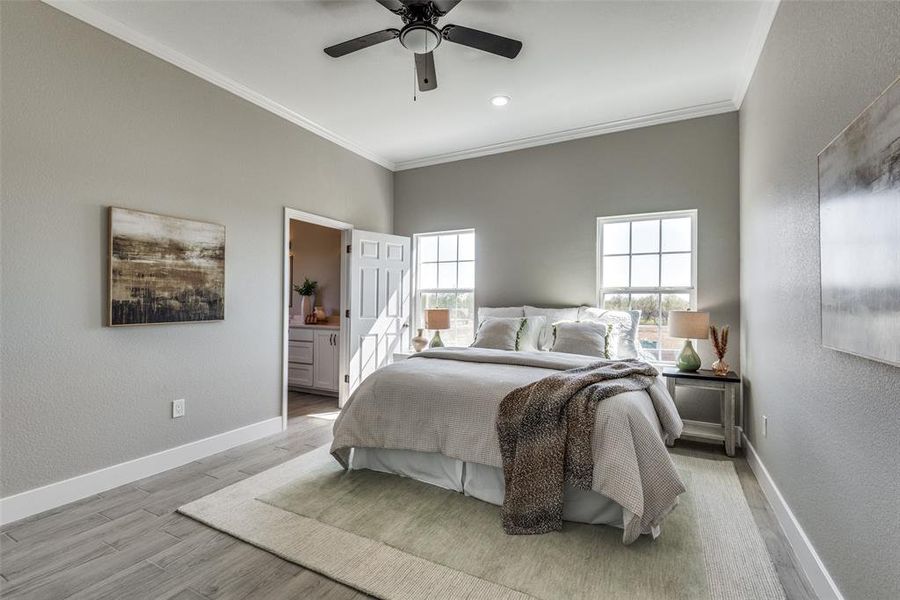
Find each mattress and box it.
[351,446,626,529]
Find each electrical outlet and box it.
[172,398,185,419]
[762,415,768,437]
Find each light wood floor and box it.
[0,392,816,600]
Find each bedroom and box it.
[1,1,898,599]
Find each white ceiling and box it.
[49,0,779,170]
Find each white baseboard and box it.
[742,434,845,600]
[0,417,283,526]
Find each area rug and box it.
[179,447,785,600]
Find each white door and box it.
[313,330,338,391]
[347,229,411,396]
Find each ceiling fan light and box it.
[491,95,510,107]
[400,23,441,54]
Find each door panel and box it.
[348,230,411,395]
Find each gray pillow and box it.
[550,321,610,358]
[471,317,525,351]
[523,305,580,350]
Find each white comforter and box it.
[331,347,685,543]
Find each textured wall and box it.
[395,113,741,421]
[739,2,900,598]
[0,2,392,496]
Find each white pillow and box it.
[471,316,545,351]
[517,316,546,352]
[550,321,610,358]
[578,307,641,359]
[524,306,580,350]
[477,306,524,322]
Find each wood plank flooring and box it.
[0,392,816,600]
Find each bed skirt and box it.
[351,447,635,531]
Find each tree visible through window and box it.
[597,211,697,362]
[414,230,475,347]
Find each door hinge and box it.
[345,309,350,318]
[346,244,351,254]
[344,374,350,384]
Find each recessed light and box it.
[491,95,510,107]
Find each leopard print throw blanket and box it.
[497,359,659,535]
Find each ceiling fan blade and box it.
[441,24,522,59]
[374,0,407,14]
[431,0,462,17]
[415,51,438,92]
[324,29,399,58]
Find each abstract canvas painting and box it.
[109,207,225,326]
[818,76,900,366]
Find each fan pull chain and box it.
[412,55,417,102]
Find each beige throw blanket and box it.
[497,359,659,535]
[331,348,685,543]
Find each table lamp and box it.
[668,310,710,372]
[424,308,450,348]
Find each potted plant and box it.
[293,277,317,317]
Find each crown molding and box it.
[42,0,398,171]
[44,0,767,173]
[393,99,737,171]
[733,0,781,108]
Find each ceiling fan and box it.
[324,0,522,93]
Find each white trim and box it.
[733,0,781,108]
[394,101,736,170]
[411,230,477,342]
[282,207,353,421]
[41,0,396,171]
[742,434,845,600]
[0,417,282,526]
[596,209,698,362]
[43,1,769,172]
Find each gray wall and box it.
[394,113,741,420]
[739,2,900,599]
[0,2,392,497]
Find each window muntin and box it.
[597,211,697,363]
[414,230,475,347]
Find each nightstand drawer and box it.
[288,341,313,364]
[288,364,313,387]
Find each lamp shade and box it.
[424,308,450,330]
[668,310,710,339]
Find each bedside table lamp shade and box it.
[424,308,450,348]
[668,310,709,372]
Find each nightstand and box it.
[392,351,413,363]
[662,367,741,457]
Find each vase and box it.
[299,295,311,317]
[676,339,702,372]
[411,329,429,353]
[712,358,730,376]
[429,330,445,348]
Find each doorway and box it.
[281,208,352,430]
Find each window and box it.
[596,210,697,363]
[413,230,475,347]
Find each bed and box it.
[330,347,685,544]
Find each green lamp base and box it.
[429,330,444,348]
[676,339,702,372]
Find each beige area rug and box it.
[179,447,785,600]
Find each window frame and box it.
[412,228,477,347]
[595,209,698,364]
